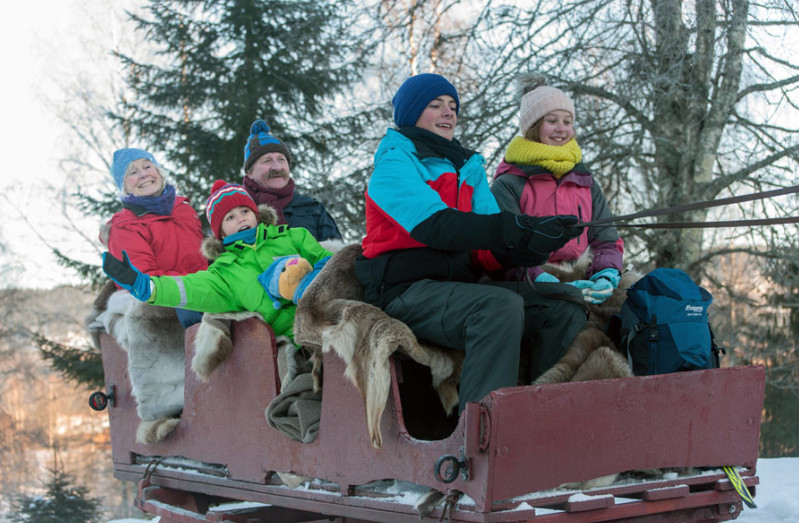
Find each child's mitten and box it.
[583,278,614,304]
[584,268,621,304]
[102,250,153,301]
[534,272,561,283]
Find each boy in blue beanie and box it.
[391,73,460,128]
[355,73,589,412]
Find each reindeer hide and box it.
[293,243,463,448]
[534,255,639,385]
[92,288,185,444]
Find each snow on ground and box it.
[736,457,798,522]
[105,457,797,522]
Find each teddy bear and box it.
[260,255,315,308]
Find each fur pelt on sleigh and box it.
[293,245,639,449]
[86,283,186,445]
[532,258,638,385]
[293,244,464,448]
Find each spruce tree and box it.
[97,0,363,229]
[47,0,366,385]
[11,452,103,523]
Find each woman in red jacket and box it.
[107,148,208,327]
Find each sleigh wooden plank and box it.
[95,317,763,522]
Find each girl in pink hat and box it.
[491,75,625,305]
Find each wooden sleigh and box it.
[93,314,764,523]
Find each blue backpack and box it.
[613,268,723,376]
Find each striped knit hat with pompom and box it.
[205,180,258,239]
[243,120,292,172]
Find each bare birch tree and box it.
[456,0,799,278]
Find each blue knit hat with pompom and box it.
[392,73,460,128]
[243,120,292,172]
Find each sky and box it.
[0,0,140,289]
[101,457,798,522]
[0,0,84,288]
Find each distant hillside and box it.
[0,284,138,520]
[0,284,97,342]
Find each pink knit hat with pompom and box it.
[519,85,575,137]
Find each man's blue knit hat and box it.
[243,120,292,172]
[112,148,159,190]
[392,73,460,128]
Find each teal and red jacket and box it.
[358,129,505,307]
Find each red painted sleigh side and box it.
[97,317,764,522]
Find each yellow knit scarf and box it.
[504,137,582,178]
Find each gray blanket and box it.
[265,372,321,443]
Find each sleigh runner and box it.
[93,308,763,522]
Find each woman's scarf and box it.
[243,176,294,224]
[504,137,582,178]
[398,127,474,169]
[121,184,177,216]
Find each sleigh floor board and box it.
[96,318,764,522]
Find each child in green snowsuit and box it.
[102,180,332,340]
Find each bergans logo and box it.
[685,304,704,316]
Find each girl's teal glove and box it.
[590,268,621,288]
[583,268,621,304]
[583,278,613,304]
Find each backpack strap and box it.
[646,314,659,374]
[709,324,726,368]
[614,310,649,372]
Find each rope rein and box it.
[573,184,799,229]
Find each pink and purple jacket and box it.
[491,160,623,279]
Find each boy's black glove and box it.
[102,251,152,301]
[408,208,583,267]
[499,213,583,266]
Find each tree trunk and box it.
[649,0,748,275]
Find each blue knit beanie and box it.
[112,148,159,190]
[392,73,460,128]
[243,120,292,172]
